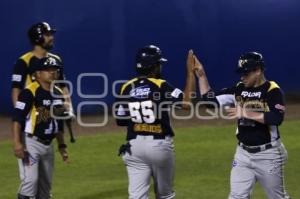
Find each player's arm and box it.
[115,98,130,126]
[11,59,27,106]
[193,53,236,108]
[264,88,285,125]
[56,128,69,163]
[61,86,74,116]
[226,88,285,125]
[54,82,69,162]
[160,50,197,109]
[193,54,211,95]
[226,106,264,123]
[56,59,74,115]
[12,89,21,107]
[182,50,196,109]
[12,89,33,158]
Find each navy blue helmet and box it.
[136,45,167,75]
[28,22,56,45]
[236,52,264,75]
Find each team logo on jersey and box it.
[53,99,63,106]
[36,107,51,124]
[275,104,286,111]
[171,88,183,98]
[43,100,51,106]
[232,160,237,168]
[130,85,151,98]
[15,101,26,110]
[241,91,261,98]
[12,74,22,82]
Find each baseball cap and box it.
[32,57,62,72]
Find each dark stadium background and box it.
[1,0,299,114]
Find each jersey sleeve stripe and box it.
[268,81,280,92]
[26,82,40,97]
[121,78,138,95]
[20,52,34,65]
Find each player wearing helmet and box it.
[115,45,195,199]
[193,51,290,199]
[11,22,66,106]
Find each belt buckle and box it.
[260,145,266,151]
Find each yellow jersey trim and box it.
[20,52,34,65]
[26,82,40,97]
[121,78,138,95]
[268,81,280,92]
[31,105,37,134]
[20,52,35,87]
[26,81,39,135]
[147,78,166,88]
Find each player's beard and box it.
[153,65,162,79]
[42,40,54,51]
[155,72,161,79]
[42,43,54,51]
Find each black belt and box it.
[27,134,52,145]
[238,142,273,153]
[129,134,169,140]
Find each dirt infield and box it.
[1,103,299,141]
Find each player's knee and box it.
[229,191,250,199]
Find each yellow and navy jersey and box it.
[115,77,183,140]
[12,81,64,141]
[203,81,285,146]
[11,51,65,89]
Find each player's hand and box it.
[192,55,205,77]
[186,49,194,74]
[64,103,76,120]
[14,142,25,159]
[225,106,243,119]
[59,148,69,163]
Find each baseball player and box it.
[12,57,69,199]
[115,45,195,199]
[11,22,75,142]
[193,52,290,199]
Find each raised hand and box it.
[193,54,205,77]
[186,49,194,74]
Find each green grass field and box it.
[0,120,299,199]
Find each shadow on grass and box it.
[79,188,126,199]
